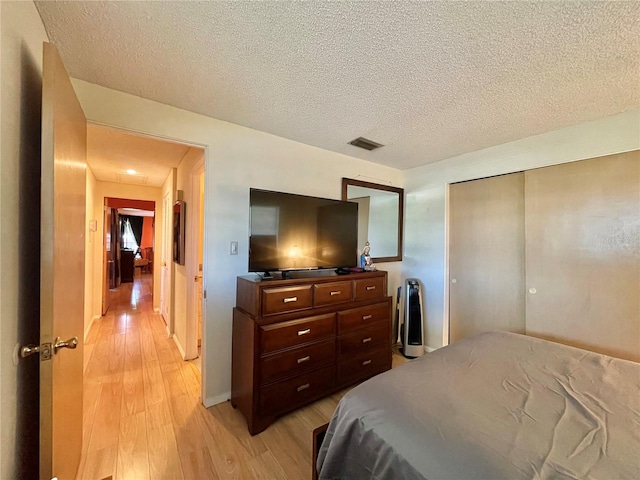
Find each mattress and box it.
[317,331,640,480]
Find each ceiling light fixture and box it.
[126,169,137,175]
[348,137,384,151]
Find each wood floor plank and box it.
[82,380,102,454]
[245,450,288,480]
[139,328,158,363]
[147,424,184,480]
[116,412,150,480]
[121,367,145,418]
[88,374,123,453]
[77,445,116,480]
[144,397,172,433]
[142,360,167,407]
[195,405,259,479]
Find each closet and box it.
[449,150,639,362]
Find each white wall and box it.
[71,79,403,405]
[402,109,640,350]
[0,2,48,477]
[91,181,164,318]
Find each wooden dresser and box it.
[232,270,392,435]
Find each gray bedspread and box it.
[317,331,640,480]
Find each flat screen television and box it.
[249,188,358,274]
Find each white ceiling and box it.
[87,124,190,187]
[37,1,640,171]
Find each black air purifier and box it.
[400,278,425,358]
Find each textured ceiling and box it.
[38,1,640,170]
[87,124,190,187]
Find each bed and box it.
[317,331,640,479]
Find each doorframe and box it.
[185,158,205,362]
[443,182,451,348]
[86,120,210,403]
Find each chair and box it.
[142,247,153,274]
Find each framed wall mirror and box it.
[342,178,404,263]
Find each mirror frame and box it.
[342,178,404,263]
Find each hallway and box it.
[78,274,340,479]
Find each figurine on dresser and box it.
[360,241,377,271]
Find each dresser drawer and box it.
[260,365,334,416]
[262,285,313,316]
[337,348,390,386]
[314,281,353,307]
[260,339,335,385]
[260,313,335,354]
[354,277,385,301]
[338,302,390,334]
[338,322,390,358]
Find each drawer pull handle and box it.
[283,296,298,303]
[366,286,376,291]
[362,337,372,343]
[362,315,373,320]
[297,328,311,336]
[297,355,311,364]
[330,291,342,296]
[297,383,310,392]
[362,360,372,366]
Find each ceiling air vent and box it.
[348,137,384,151]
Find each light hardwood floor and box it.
[78,274,407,479]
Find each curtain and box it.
[121,215,143,247]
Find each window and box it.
[121,218,139,254]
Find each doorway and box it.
[101,197,156,316]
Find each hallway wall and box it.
[84,168,98,339]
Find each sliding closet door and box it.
[449,173,525,343]
[525,151,640,361]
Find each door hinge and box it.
[203,290,207,299]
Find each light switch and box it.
[230,241,238,255]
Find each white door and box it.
[186,160,204,360]
[160,189,172,326]
[39,42,86,479]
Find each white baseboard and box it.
[425,346,437,353]
[153,307,160,313]
[84,314,102,341]
[172,335,186,359]
[204,391,231,408]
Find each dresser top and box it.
[239,270,386,286]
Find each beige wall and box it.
[84,168,98,339]
[71,79,403,405]
[402,109,640,350]
[0,2,49,477]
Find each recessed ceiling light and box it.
[126,169,137,175]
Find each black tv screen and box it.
[249,189,358,273]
